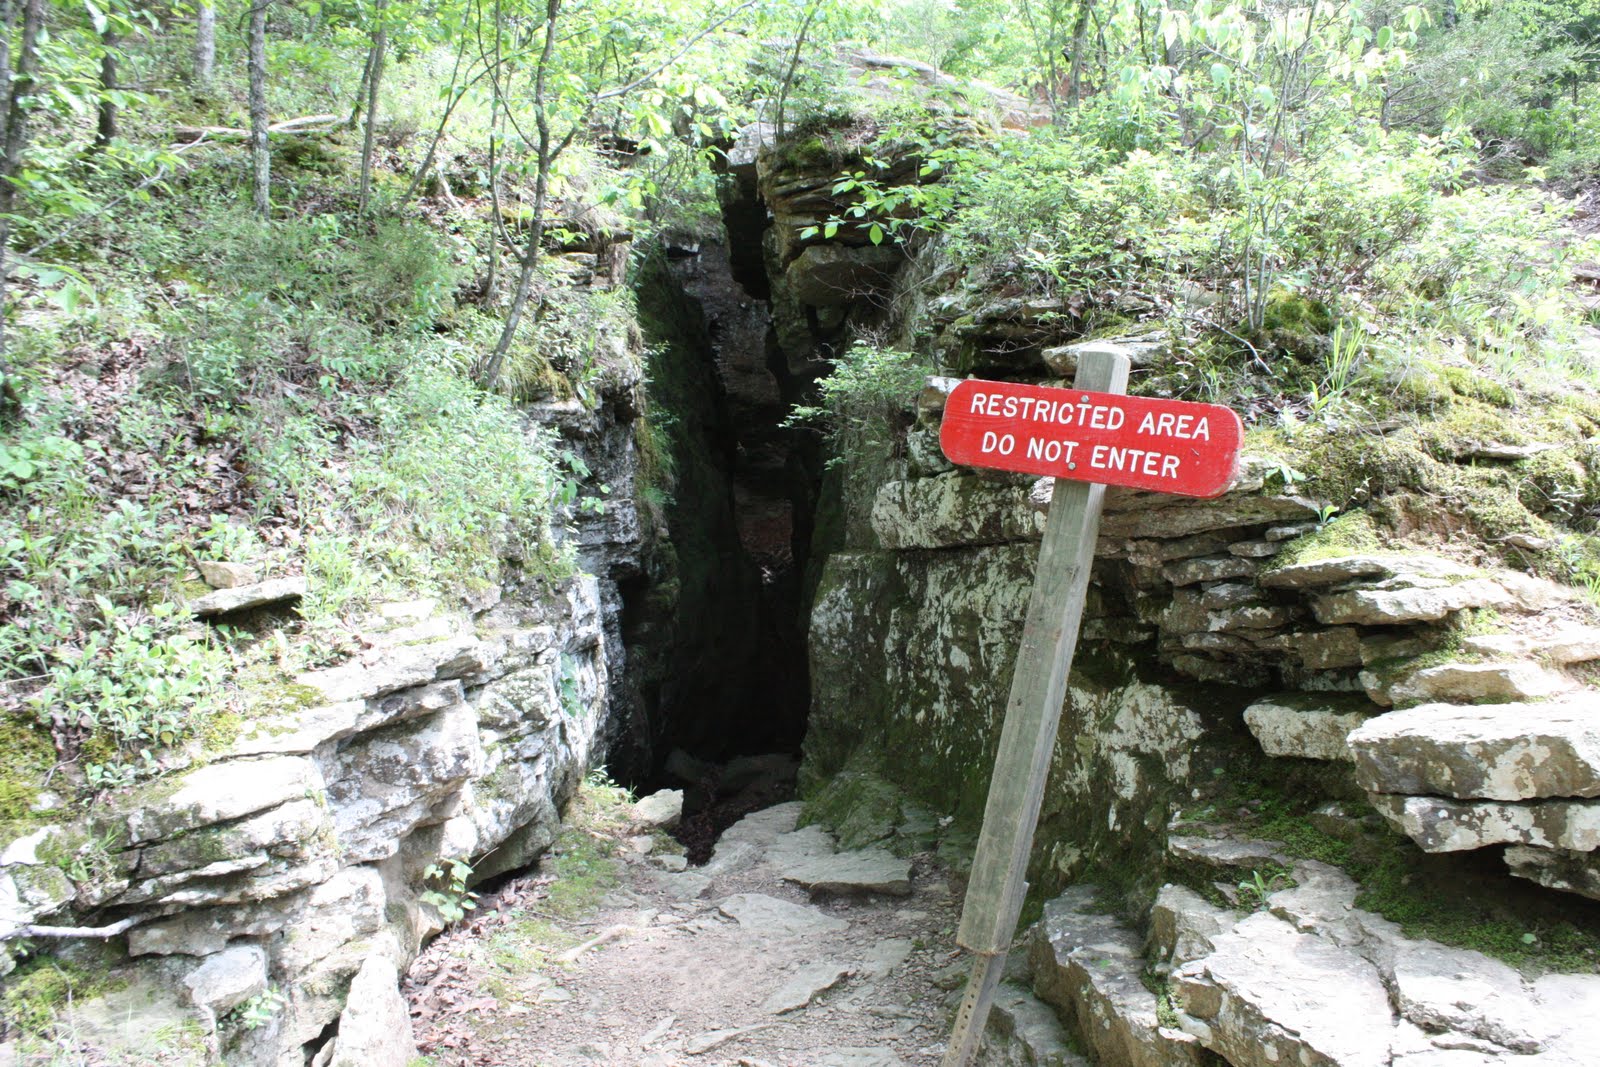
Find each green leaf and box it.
[1376,25,1393,49]
[867,224,884,246]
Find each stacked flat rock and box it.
[1349,696,1600,897]
[1032,861,1600,1067]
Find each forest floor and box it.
[402,788,1001,1067]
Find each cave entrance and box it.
[613,238,816,859]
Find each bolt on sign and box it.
[936,357,1244,1067]
[939,379,1243,497]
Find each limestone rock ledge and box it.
[0,578,616,1065]
[1029,866,1600,1067]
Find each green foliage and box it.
[421,857,480,924]
[1,958,119,1036]
[222,987,288,1031]
[1235,866,1294,910]
[788,342,930,464]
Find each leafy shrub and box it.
[788,341,929,464]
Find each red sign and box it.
[940,379,1243,498]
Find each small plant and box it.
[1236,867,1294,911]
[421,858,479,924]
[224,988,287,1031]
[1308,321,1366,421]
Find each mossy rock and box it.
[1266,511,1383,572]
[1440,365,1515,407]
[1517,448,1591,518]
[0,716,57,822]
[800,768,904,850]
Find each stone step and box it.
[1178,862,1600,1065]
[1027,885,1206,1067]
[1172,909,1398,1067]
[1347,698,1600,801]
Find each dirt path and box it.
[402,786,1041,1067]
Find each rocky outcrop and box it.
[1,361,646,1063]
[1026,860,1600,1067]
[0,578,616,1064]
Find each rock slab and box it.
[327,955,417,1067]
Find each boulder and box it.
[1504,846,1600,902]
[197,560,259,589]
[1382,661,1571,707]
[778,847,912,897]
[1463,627,1600,666]
[122,756,323,845]
[1171,911,1396,1067]
[984,980,1089,1067]
[1041,338,1165,377]
[183,943,268,1016]
[230,681,464,758]
[630,789,684,830]
[871,475,1041,550]
[716,802,805,849]
[1148,884,1234,970]
[1162,556,1259,586]
[1347,699,1600,801]
[298,632,488,704]
[783,243,902,306]
[322,699,482,864]
[1243,693,1378,762]
[1029,886,1205,1067]
[1259,553,1458,590]
[1314,577,1519,626]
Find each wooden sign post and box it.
[937,350,1242,1066]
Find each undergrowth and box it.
[0,167,588,797]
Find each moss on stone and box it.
[1519,448,1591,518]
[1219,773,1600,974]
[1266,512,1382,571]
[800,767,905,850]
[0,716,56,822]
[1440,365,1515,407]
[1,958,124,1035]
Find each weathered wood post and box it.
[934,349,1242,1065]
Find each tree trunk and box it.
[481,0,561,392]
[94,31,119,151]
[194,3,215,88]
[0,0,45,410]
[1066,0,1093,109]
[357,2,386,213]
[348,35,376,128]
[248,0,271,219]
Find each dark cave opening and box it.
[609,235,819,857]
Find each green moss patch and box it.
[1,958,124,1036]
[0,716,57,822]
